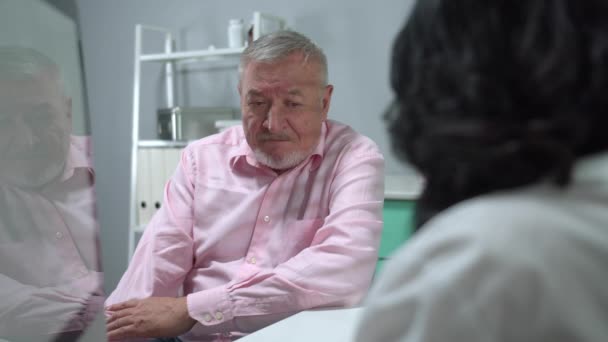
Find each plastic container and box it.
[157,107,239,141]
[228,19,245,48]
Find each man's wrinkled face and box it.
[0,71,71,188]
[239,52,333,170]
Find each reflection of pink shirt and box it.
[0,136,103,336]
[107,120,385,341]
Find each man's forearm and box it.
[0,274,103,336]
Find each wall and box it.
[77,0,416,291]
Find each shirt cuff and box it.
[187,286,234,326]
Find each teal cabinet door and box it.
[376,200,415,276]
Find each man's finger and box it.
[107,314,134,333]
[106,307,134,324]
[107,299,139,312]
[107,323,137,341]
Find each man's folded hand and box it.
[106,296,196,340]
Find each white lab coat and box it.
[357,152,608,342]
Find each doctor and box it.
[357,0,608,341]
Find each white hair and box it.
[239,30,328,86]
[0,46,67,96]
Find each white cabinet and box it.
[135,148,152,227]
[135,147,183,228]
[136,147,182,224]
[130,141,187,257]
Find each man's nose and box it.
[262,107,285,133]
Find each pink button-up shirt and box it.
[107,120,384,341]
[0,136,103,337]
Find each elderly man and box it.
[106,31,385,341]
[0,47,103,341]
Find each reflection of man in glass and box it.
[0,47,104,341]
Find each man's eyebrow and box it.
[246,89,264,97]
[287,89,303,96]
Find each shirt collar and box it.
[60,135,95,182]
[308,121,327,171]
[229,121,328,172]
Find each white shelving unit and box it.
[128,12,287,260]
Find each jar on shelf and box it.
[227,19,245,48]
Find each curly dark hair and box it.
[387,0,608,229]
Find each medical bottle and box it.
[228,19,244,48]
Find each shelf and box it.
[140,47,245,63]
[138,140,189,148]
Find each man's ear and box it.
[321,84,333,120]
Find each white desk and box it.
[239,307,364,342]
[385,173,423,200]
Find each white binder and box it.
[148,148,165,217]
[136,148,152,226]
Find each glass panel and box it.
[0,1,105,341]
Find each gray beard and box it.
[253,145,315,170]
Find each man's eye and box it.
[248,101,266,107]
[286,101,301,108]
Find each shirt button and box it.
[55,231,63,239]
[263,215,270,222]
[248,257,257,264]
[215,312,224,321]
[203,313,213,322]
